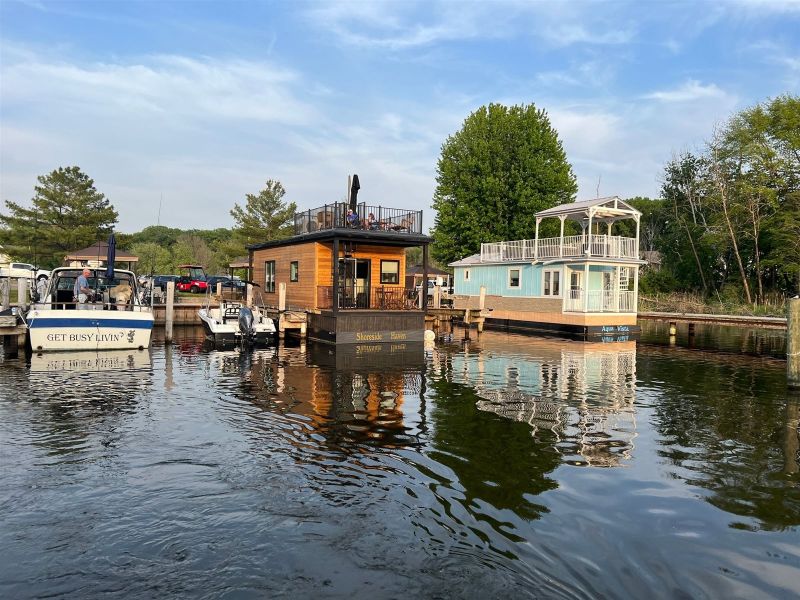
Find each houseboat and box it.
[249,200,432,345]
[450,196,644,340]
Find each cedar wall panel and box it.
[251,242,317,309]
[316,243,406,289]
[254,242,407,310]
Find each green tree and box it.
[129,242,173,275]
[0,166,118,268]
[229,180,297,253]
[431,103,577,265]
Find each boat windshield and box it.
[46,270,137,308]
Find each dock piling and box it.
[789,298,800,388]
[17,278,27,308]
[165,281,175,344]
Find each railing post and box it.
[17,277,27,308]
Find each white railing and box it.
[480,235,637,262]
[563,289,637,313]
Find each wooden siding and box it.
[316,243,406,289]
[252,241,408,310]
[251,242,318,309]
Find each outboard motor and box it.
[238,306,256,345]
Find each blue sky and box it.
[1,0,798,233]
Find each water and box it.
[1,329,798,599]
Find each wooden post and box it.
[165,280,175,344]
[789,298,800,388]
[479,285,486,310]
[279,282,286,311]
[422,243,429,311]
[1,278,8,310]
[216,282,222,299]
[17,277,27,307]
[246,283,253,308]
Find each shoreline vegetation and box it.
[639,292,788,318]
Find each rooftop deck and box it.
[480,234,638,262]
[293,203,423,236]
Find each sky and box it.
[1,0,798,233]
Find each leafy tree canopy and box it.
[230,179,297,251]
[431,103,577,265]
[0,166,118,268]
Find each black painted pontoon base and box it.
[478,317,640,341]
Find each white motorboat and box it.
[198,297,276,345]
[25,267,154,352]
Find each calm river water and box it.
[1,327,798,599]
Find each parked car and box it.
[206,275,246,291]
[152,275,179,290]
[0,262,50,281]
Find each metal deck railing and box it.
[293,203,423,235]
[480,235,638,262]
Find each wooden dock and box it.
[638,311,787,330]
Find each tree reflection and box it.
[639,345,800,530]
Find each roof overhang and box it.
[249,229,432,252]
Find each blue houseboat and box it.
[450,196,644,339]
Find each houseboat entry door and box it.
[339,258,371,308]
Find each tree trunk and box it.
[682,220,708,294]
[720,194,752,304]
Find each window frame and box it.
[508,267,521,288]
[464,269,470,281]
[542,268,562,297]
[289,261,299,283]
[380,259,400,284]
[264,260,276,293]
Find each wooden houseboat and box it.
[450,196,644,340]
[249,202,431,345]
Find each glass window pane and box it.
[509,269,520,287]
[380,260,399,284]
[553,271,560,295]
[544,271,551,295]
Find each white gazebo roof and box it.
[535,196,640,223]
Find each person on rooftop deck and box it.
[346,209,359,228]
[366,212,378,230]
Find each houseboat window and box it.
[464,269,470,281]
[264,261,276,293]
[380,260,400,284]
[508,268,520,288]
[543,270,561,296]
[290,261,299,282]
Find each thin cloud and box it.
[643,80,728,102]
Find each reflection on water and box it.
[1,331,799,598]
[446,337,637,467]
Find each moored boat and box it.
[198,297,276,345]
[25,267,154,352]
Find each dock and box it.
[638,311,787,330]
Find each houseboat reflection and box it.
[434,333,637,467]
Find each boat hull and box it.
[27,309,154,352]
[198,308,276,345]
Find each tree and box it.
[431,103,577,265]
[229,180,297,252]
[0,166,118,268]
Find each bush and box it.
[639,269,679,295]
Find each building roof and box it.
[449,254,482,267]
[229,256,250,268]
[64,242,139,262]
[406,264,450,276]
[535,196,640,222]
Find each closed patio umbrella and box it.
[349,174,360,212]
[105,233,116,279]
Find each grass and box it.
[639,292,788,318]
